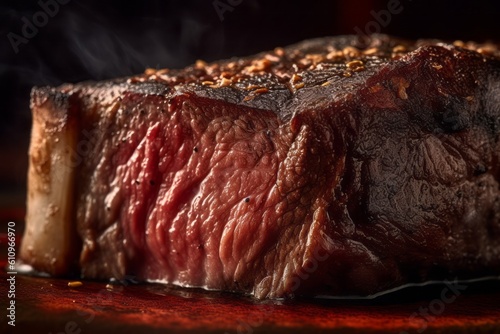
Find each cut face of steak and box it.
[20,35,500,298]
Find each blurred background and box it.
[0,0,499,209]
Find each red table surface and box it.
[1,210,500,334]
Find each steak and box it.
[20,35,500,298]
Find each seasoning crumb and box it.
[274,47,285,57]
[254,87,269,94]
[477,46,495,55]
[264,53,280,62]
[399,87,408,100]
[305,54,325,65]
[432,63,443,70]
[202,81,215,86]
[246,84,261,91]
[144,68,156,76]
[294,82,305,90]
[106,284,114,290]
[246,59,271,72]
[343,71,352,78]
[363,48,378,55]
[392,77,410,100]
[393,45,407,53]
[326,50,343,60]
[195,59,207,69]
[343,46,360,58]
[321,81,330,87]
[346,60,364,71]
[68,281,83,288]
[219,77,232,87]
[291,74,302,83]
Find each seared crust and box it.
[57,35,500,121]
[20,35,500,298]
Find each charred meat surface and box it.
[21,35,500,298]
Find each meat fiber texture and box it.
[21,35,500,299]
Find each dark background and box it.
[1,0,499,207]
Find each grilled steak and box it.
[20,35,500,298]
